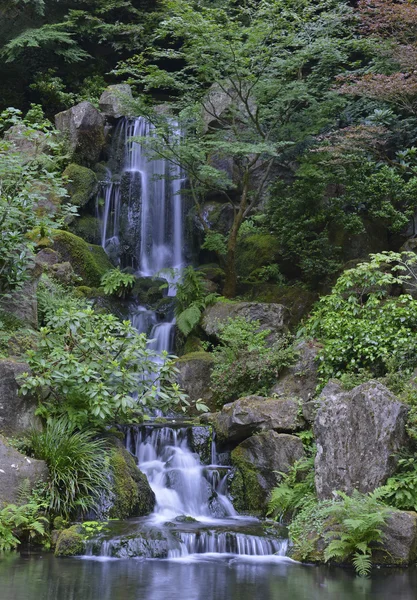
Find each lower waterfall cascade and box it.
[84,423,290,561]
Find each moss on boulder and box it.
[63,163,98,209]
[69,215,102,245]
[52,230,112,287]
[55,525,84,556]
[109,445,156,519]
[236,233,280,280]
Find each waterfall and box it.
[97,116,185,353]
[125,425,236,523]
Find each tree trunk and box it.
[222,207,245,298]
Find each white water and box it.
[97,116,185,354]
[126,426,236,524]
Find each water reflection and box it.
[1,553,417,600]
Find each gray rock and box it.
[203,395,304,444]
[176,352,215,409]
[0,360,41,434]
[0,258,42,328]
[314,380,409,499]
[373,510,417,566]
[50,262,77,286]
[55,101,105,166]
[99,84,133,118]
[0,436,48,505]
[34,248,60,268]
[230,431,305,514]
[202,301,289,344]
[188,426,212,465]
[270,340,320,405]
[5,123,48,161]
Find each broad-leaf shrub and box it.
[211,317,295,405]
[20,306,188,428]
[101,268,135,298]
[302,252,417,385]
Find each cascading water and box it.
[97,116,185,353]
[90,117,290,562]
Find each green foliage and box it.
[201,232,227,256]
[19,304,188,428]
[379,454,417,512]
[101,268,135,298]
[174,266,218,336]
[268,454,316,520]
[302,252,417,385]
[0,503,48,551]
[28,419,110,519]
[0,110,75,297]
[211,317,296,404]
[322,490,390,576]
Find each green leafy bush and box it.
[101,268,135,298]
[379,454,417,512]
[28,419,110,519]
[302,252,417,386]
[20,306,188,428]
[210,317,296,405]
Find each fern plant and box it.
[268,454,316,520]
[101,268,135,298]
[175,266,218,336]
[322,490,390,576]
[0,503,48,551]
[378,454,417,511]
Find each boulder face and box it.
[5,123,47,160]
[0,360,41,434]
[314,381,409,499]
[99,84,133,118]
[373,510,417,566]
[203,396,304,444]
[230,431,304,514]
[176,352,215,410]
[55,101,105,167]
[270,340,320,406]
[0,436,48,505]
[201,301,290,344]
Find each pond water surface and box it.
[1,552,417,600]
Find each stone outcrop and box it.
[202,395,304,444]
[374,511,417,566]
[202,301,289,344]
[55,101,105,166]
[270,340,320,408]
[0,360,40,434]
[5,123,48,160]
[99,84,133,118]
[176,352,215,410]
[314,380,409,499]
[63,163,98,210]
[229,431,304,514]
[0,436,48,505]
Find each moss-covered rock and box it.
[109,445,155,519]
[55,525,84,556]
[132,277,166,307]
[236,233,280,280]
[52,230,113,287]
[63,163,98,209]
[69,215,102,245]
[176,351,216,411]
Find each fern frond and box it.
[176,304,202,336]
[352,552,372,577]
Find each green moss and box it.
[182,336,204,355]
[236,233,280,280]
[69,215,101,245]
[230,445,265,515]
[63,163,98,208]
[132,277,166,307]
[55,525,84,556]
[176,351,214,363]
[52,230,113,287]
[109,446,155,519]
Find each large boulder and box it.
[229,431,304,514]
[202,395,304,444]
[55,101,105,167]
[270,340,320,416]
[201,301,290,344]
[4,123,48,160]
[0,360,40,434]
[373,510,417,566]
[176,352,215,410]
[99,84,133,118]
[0,436,48,505]
[63,163,98,209]
[314,381,409,499]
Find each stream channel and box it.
[2,118,417,599]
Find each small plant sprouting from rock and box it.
[101,268,135,298]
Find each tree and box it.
[117,0,355,297]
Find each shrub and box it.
[174,266,218,337]
[29,419,110,519]
[302,252,417,386]
[101,268,135,298]
[210,317,296,405]
[379,454,417,512]
[0,503,48,551]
